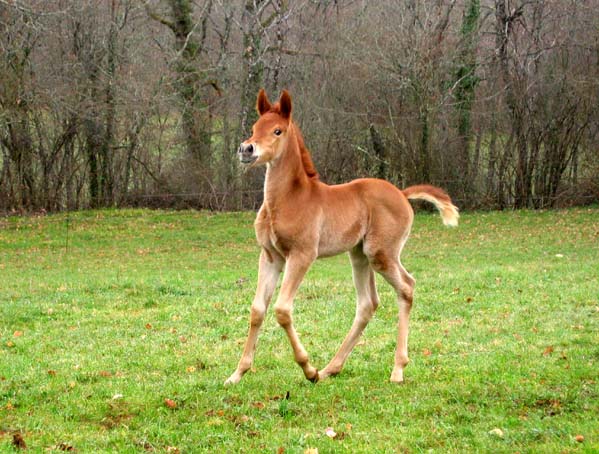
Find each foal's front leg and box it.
[273,251,319,382]
[225,249,283,385]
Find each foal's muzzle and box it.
[238,143,258,164]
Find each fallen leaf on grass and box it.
[422,348,432,356]
[164,398,177,409]
[238,415,250,423]
[138,440,154,451]
[99,370,112,377]
[575,434,584,443]
[56,442,75,451]
[543,346,554,356]
[145,323,152,330]
[166,447,180,453]
[325,427,337,439]
[277,447,285,454]
[304,449,319,454]
[12,433,27,449]
[48,370,57,376]
[13,331,23,337]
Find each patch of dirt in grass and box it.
[99,400,140,429]
[532,398,563,417]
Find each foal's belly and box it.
[317,216,365,258]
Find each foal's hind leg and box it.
[320,247,379,380]
[371,254,415,383]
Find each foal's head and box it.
[238,89,292,165]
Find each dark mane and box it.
[270,102,319,180]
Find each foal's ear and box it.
[279,90,292,119]
[256,89,271,116]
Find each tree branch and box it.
[145,4,176,33]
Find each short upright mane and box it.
[292,123,319,180]
[270,102,319,180]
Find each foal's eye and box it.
[274,129,282,136]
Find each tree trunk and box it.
[100,0,118,206]
[454,0,480,190]
[148,0,214,165]
[238,1,266,141]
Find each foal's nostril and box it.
[238,143,254,156]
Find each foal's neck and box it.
[264,123,311,210]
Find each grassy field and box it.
[1,207,598,453]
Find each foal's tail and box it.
[403,185,459,227]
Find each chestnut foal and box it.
[225,89,458,385]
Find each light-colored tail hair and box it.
[403,184,459,227]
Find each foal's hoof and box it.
[318,365,341,381]
[306,370,319,383]
[224,372,242,386]
[389,369,405,384]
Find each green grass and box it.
[1,207,598,453]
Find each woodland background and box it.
[1,0,598,213]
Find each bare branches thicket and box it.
[0,0,597,212]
